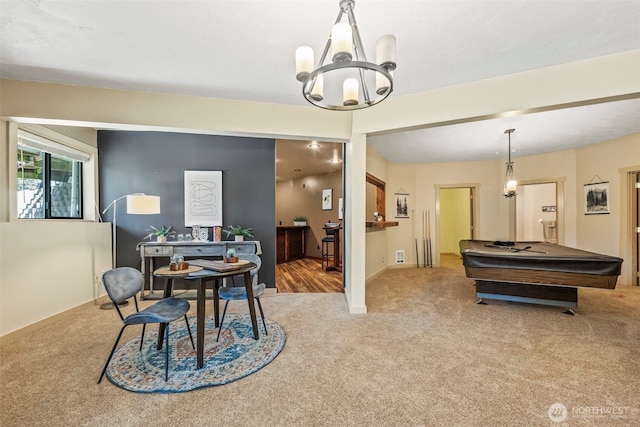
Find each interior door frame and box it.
[620,166,640,286]
[435,183,479,267]
[510,177,565,246]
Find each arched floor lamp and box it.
[100,193,161,309]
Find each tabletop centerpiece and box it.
[225,248,239,263]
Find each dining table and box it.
[153,260,258,369]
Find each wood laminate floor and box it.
[276,258,343,293]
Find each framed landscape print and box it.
[584,181,609,215]
[395,192,409,218]
[184,170,223,226]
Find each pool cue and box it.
[484,244,549,254]
[412,210,419,267]
[422,210,427,267]
[426,210,433,267]
[424,210,430,267]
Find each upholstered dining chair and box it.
[230,253,261,286]
[98,267,194,383]
[216,282,268,342]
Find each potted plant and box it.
[223,225,254,242]
[225,248,239,263]
[293,215,307,226]
[144,224,176,243]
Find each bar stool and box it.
[322,222,339,270]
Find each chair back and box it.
[102,267,143,304]
[324,222,341,236]
[237,254,262,286]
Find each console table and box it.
[136,240,262,298]
[276,226,309,263]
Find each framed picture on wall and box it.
[584,181,609,215]
[322,188,333,210]
[395,192,409,218]
[184,170,223,226]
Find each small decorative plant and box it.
[223,225,254,241]
[293,215,307,226]
[225,248,238,263]
[144,225,176,241]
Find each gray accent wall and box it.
[98,131,276,287]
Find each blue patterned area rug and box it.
[105,313,286,393]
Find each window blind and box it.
[18,129,91,162]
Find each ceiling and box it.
[2,1,639,174]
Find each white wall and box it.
[510,149,577,246]
[0,221,112,335]
[365,145,390,279]
[419,159,505,264]
[576,133,640,285]
[0,120,112,336]
[386,163,418,268]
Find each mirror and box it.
[366,173,386,221]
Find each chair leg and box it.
[98,325,127,384]
[164,323,170,382]
[184,315,195,349]
[255,297,268,336]
[139,324,146,351]
[216,300,230,342]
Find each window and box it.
[17,130,88,219]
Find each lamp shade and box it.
[331,22,353,62]
[376,34,396,69]
[295,46,314,82]
[310,74,324,101]
[126,194,160,214]
[343,78,359,106]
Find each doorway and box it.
[629,171,639,286]
[436,185,476,264]
[516,182,558,242]
[511,178,565,245]
[274,139,345,292]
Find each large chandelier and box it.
[295,0,396,111]
[503,128,517,198]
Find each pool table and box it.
[459,240,623,313]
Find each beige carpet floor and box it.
[1,255,639,426]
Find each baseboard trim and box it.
[0,297,109,344]
[365,263,424,284]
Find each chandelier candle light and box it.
[295,0,396,110]
[503,129,517,198]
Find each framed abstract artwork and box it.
[322,188,333,210]
[184,170,223,226]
